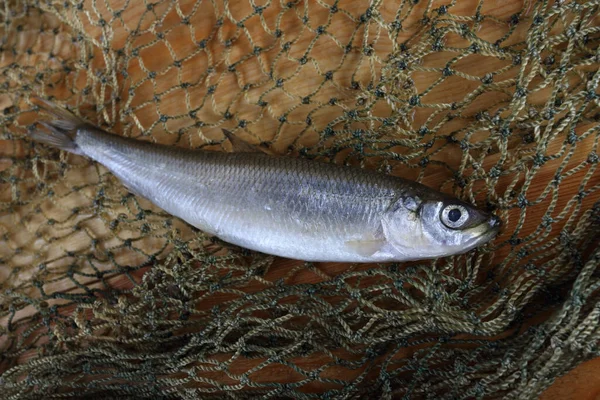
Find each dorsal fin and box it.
[222,129,275,155]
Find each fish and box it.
[28,99,501,263]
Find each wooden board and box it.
[0,0,598,397]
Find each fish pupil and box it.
[448,208,461,222]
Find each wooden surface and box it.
[540,358,600,400]
[0,0,599,397]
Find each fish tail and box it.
[28,98,86,154]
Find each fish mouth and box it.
[487,214,502,230]
[464,216,502,249]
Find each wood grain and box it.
[0,0,598,397]
[540,358,600,400]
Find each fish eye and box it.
[440,204,469,229]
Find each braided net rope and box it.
[0,0,599,398]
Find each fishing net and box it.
[0,0,599,398]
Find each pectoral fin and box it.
[345,239,386,257]
[222,129,275,155]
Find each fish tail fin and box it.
[28,98,86,154]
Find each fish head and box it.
[382,195,501,259]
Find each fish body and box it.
[30,100,500,262]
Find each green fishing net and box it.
[0,0,599,398]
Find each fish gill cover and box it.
[0,0,598,398]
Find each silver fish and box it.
[29,99,500,263]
